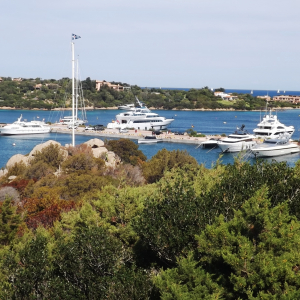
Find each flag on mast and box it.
[72,34,81,40]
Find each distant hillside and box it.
[0,77,294,110]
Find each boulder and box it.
[28,140,68,161]
[105,151,121,168]
[29,140,62,158]
[6,154,29,169]
[0,186,20,203]
[91,147,108,158]
[84,138,104,148]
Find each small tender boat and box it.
[218,125,256,153]
[138,135,163,144]
[250,133,300,158]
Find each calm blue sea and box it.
[148,87,300,99]
[1,109,300,169]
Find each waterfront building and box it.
[95,80,130,92]
[12,78,22,82]
[257,95,271,101]
[214,92,238,101]
[272,95,300,104]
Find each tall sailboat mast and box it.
[76,57,79,122]
[71,40,75,146]
[71,33,81,147]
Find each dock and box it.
[50,124,214,145]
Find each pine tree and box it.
[0,198,21,245]
[155,186,300,299]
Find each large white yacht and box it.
[218,125,257,153]
[253,109,295,139]
[0,115,51,135]
[108,109,174,130]
[251,133,300,158]
[107,100,174,130]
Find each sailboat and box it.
[59,45,87,130]
[70,34,82,146]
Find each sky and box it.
[2,0,300,90]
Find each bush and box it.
[105,139,146,166]
[25,161,54,180]
[31,143,65,169]
[142,149,198,183]
[6,161,27,177]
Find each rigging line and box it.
[206,146,217,153]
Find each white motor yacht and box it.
[253,109,294,139]
[218,125,257,153]
[0,115,51,135]
[59,116,87,126]
[107,107,174,130]
[251,133,300,158]
[138,135,163,144]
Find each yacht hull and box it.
[0,129,50,135]
[251,144,300,157]
[138,139,163,144]
[218,141,256,153]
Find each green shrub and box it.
[31,143,65,169]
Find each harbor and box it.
[1,108,300,169]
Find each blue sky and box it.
[2,0,300,90]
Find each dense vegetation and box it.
[0,77,295,110]
[1,138,300,299]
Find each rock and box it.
[0,186,20,203]
[83,138,104,148]
[28,140,68,161]
[91,147,108,158]
[0,169,8,178]
[8,175,17,182]
[6,154,29,169]
[105,151,121,168]
[29,140,62,158]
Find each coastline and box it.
[0,106,298,112]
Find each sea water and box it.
[1,109,300,169]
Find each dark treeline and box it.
[0,77,295,110]
[1,138,300,298]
